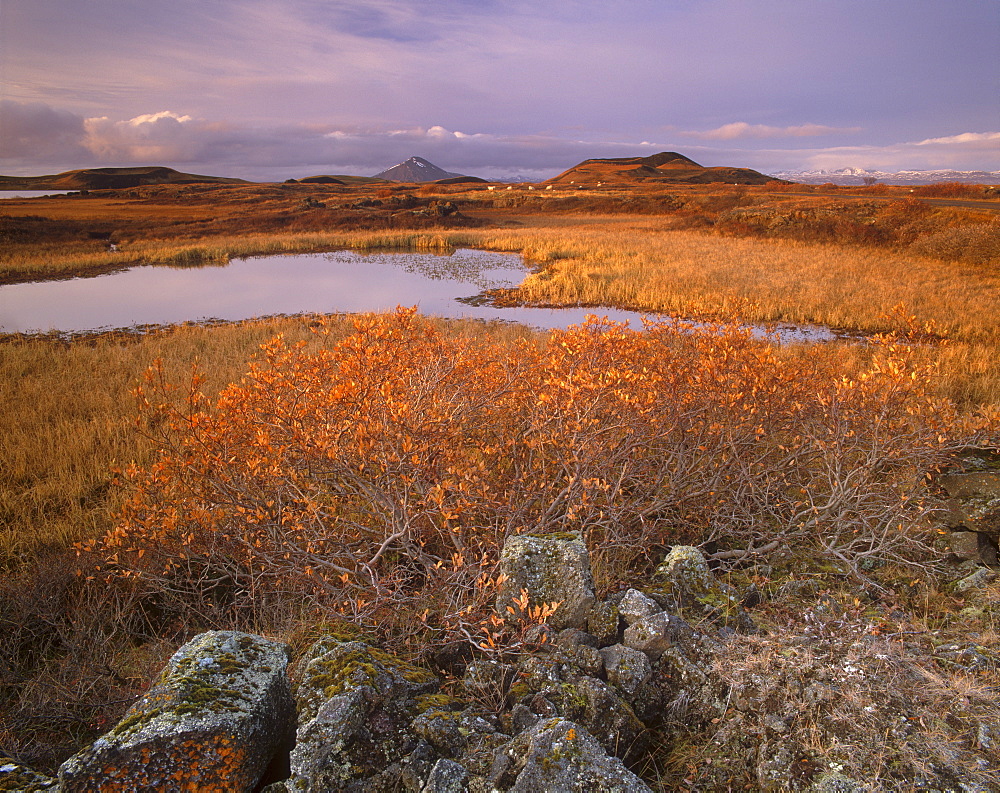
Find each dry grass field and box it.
[1,180,999,786]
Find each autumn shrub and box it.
[910,182,983,199]
[90,309,992,641]
[909,218,1000,265]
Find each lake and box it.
[0,191,76,199]
[0,249,646,335]
[0,248,840,340]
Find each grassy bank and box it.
[2,187,999,781]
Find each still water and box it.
[0,249,649,335]
[0,191,75,199]
[0,248,840,340]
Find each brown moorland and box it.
[1,169,999,788]
[544,151,778,185]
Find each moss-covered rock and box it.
[587,597,623,647]
[497,533,596,631]
[0,759,57,792]
[288,637,439,791]
[58,630,293,792]
[488,718,652,792]
[600,644,652,698]
[653,545,755,632]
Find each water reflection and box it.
[1,248,616,335]
[0,248,839,341]
[0,191,75,199]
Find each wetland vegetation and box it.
[1,178,999,787]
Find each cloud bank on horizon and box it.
[1,0,997,181]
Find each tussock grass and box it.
[0,315,532,567]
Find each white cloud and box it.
[83,111,208,162]
[3,100,997,181]
[914,131,1000,147]
[794,132,1000,173]
[683,122,862,140]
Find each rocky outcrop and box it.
[496,532,596,631]
[938,449,1000,566]
[287,638,439,789]
[490,718,651,792]
[57,631,293,791]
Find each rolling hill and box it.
[0,166,250,191]
[545,152,779,186]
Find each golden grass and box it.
[0,316,533,566]
[3,210,999,565]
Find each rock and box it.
[0,759,57,791]
[497,533,596,631]
[629,618,724,729]
[564,643,606,677]
[948,530,983,560]
[600,645,652,698]
[654,545,753,632]
[420,758,470,792]
[808,771,866,792]
[58,630,293,792]
[947,530,1000,566]
[617,589,661,626]
[623,612,675,661]
[587,598,622,647]
[955,567,997,593]
[489,718,652,792]
[515,655,646,762]
[288,638,438,790]
[557,628,599,649]
[937,468,1000,537]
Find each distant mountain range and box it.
[374,156,485,183]
[0,166,249,191]
[769,167,1000,186]
[545,152,779,185]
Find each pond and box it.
[0,248,840,340]
[0,191,76,199]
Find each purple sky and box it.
[2,0,998,180]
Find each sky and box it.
[1,0,998,181]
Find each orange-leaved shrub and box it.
[89,308,993,634]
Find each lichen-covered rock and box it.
[420,758,470,792]
[631,617,725,728]
[938,469,1000,532]
[622,612,675,661]
[948,530,984,560]
[654,545,754,631]
[288,638,439,791]
[0,759,57,791]
[600,644,652,698]
[489,718,652,792]
[587,598,622,647]
[497,533,596,631]
[955,567,998,594]
[618,589,661,626]
[58,630,293,792]
[515,655,647,762]
[808,770,866,792]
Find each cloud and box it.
[682,122,862,140]
[82,111,210,162]
[3,100,997,182]
[0,100,86,160]
[914,131,1000,147]
[792,131,1000,173]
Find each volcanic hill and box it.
[374,156,480,183]
[0,166,250,191]
[546,152,778,185]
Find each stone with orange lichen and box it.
[58,631,294,792]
